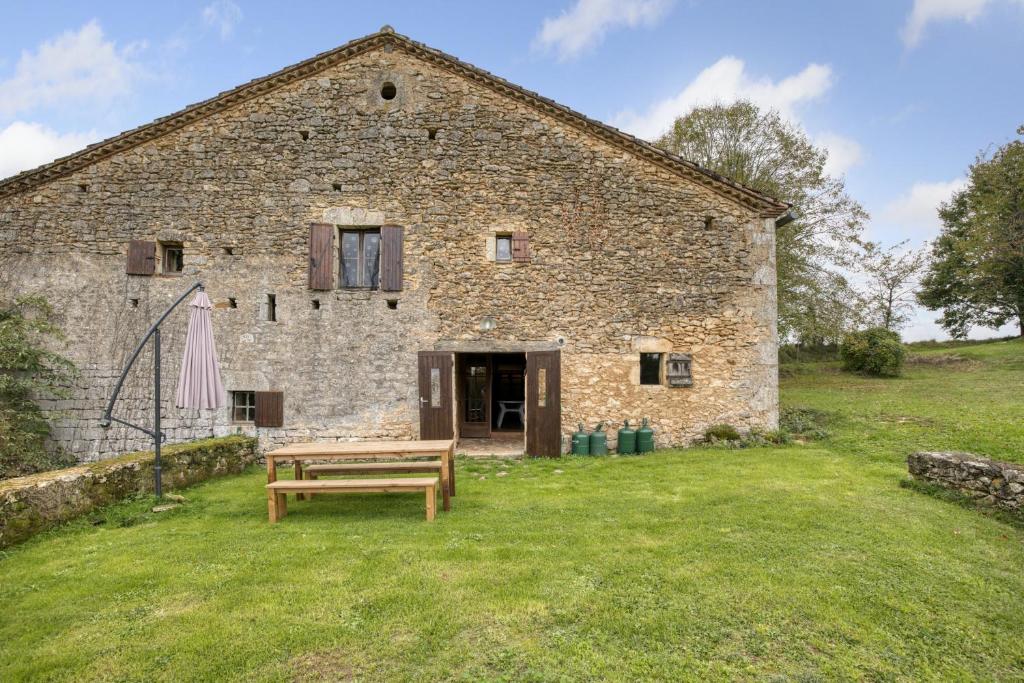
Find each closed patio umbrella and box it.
[175,291,225,410]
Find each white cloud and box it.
[535,0,673,61]
[612,56,833,140]
[901,0,1024,48]
[816,132,865,177]
[0,121,99,180]
[202,1,243,40]
[879,178,968,239]
[0,20,144,118]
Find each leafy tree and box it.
[918,125,1024,338]
[861,241,928,331]
[840,327,906,377]
[654,101,869,343]
[0,296,78,478]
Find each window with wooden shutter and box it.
[254,391,284,427]
[126,240,156,275]
[308,223,334,290]
[380,224,404,291]
[511,231,530,263]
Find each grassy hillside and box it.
[0,338,1021,681]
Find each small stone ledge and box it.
[908,451,1024,514]
[0,435,258,549]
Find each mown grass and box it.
[1,338,1022,681]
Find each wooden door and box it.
[418,351,453,440]
[457,354,492,438]
[526,350,561,457]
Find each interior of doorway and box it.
[456,352,526,456]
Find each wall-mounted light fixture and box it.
[479,316,497,332]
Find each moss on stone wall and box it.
[0,435,257,548]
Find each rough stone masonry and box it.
[0,28,786,460]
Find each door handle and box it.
[419,397,428,405]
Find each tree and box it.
[918,125,1024,338]
[0,296,77,478]
[861,241,928,331]
[654,101,868,343]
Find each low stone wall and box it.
[908,451,1024,513]
[0,435,258,548]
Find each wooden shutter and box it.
[308,223,334,290]
[511,231,530,263]
[254,391,284,428]
[126,240,156,275]
[380,224,404,291]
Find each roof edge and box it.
[0,28,790,217]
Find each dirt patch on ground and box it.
[289,650,359,682]
[906,353,979,369]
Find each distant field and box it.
[0,338,1022,681]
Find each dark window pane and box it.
[363,231,380,289]
[640,353,662,385]
[496,236,512,261]
[341,232,359,287]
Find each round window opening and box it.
[380,82,397,100]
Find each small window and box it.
[161,243,183,274]
[78,183,88,193]
[332,182,342,192]
[380,82,397,100]
[232,391,256,423]
[311,299,320,310]
[640,353,663,385]
[129,298,139,308]
[299,130,310,141]
[223,246,234,255]
[427,127,438,140]
[340,229,380,289]
[228,297,237,309]
[264,294,277,322]
[387,299,398,310]
[495,235,513,262]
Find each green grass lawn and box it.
[1,339,1023,681]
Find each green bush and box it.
[704,424,741,442]
[840,327,906,377]
[0,296,77,479]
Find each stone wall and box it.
[0,435,258,548]
[0,40,778,457]
[908,451,1024,514]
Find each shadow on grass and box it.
[900,477,1024,530]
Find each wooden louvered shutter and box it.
[254,391,284,428]
[380,224,404,291]
[511,231,530,263]
[308,223,334,290]
[126,240,156,275]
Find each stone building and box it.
[0,27,789,459]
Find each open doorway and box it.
[456,352,526,455]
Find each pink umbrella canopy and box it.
[175,291,225,409]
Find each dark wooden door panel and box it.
[526,350,561,457]
[418,351,453,440]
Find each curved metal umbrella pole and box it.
[100,281,203,498]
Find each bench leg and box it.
[276,491,287,520]
[425,485,436,522]
[448,452,456,497]
[294,461,305,501]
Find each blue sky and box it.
[2,0,1022,339]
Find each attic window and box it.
[380,82,397,100]
[427,128,438,140]
[299,130,310,141]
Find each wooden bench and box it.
[266,477,439,523]
[304,461,443,478]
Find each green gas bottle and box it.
[589,422,608,455]
[617,419,637,454]
[637,417,655,453]
[571,423,590,455]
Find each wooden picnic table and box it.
[266,440,455,512]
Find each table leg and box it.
[294,460,304,501]
[440,452,451,512]
[267,455,277,485]
[425,485,436,521]
[267,488,278,523]
[448,443,456,497]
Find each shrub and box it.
[840,327,906,377]
[704,424,741,442]
[0,296,78,479]
[780,406,833,440]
